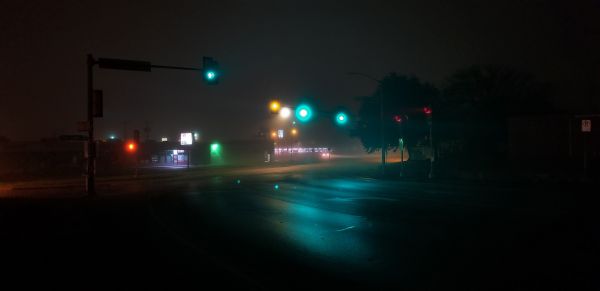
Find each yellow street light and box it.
[269,100,281,113]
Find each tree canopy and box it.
[436,65,555,160]
[351,73,438,153]
[350,66,555,160]
[440,64,554,121]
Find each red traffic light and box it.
[125,141,137,153]
[393,115,403,123]
[423,106,432,115]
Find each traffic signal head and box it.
[423,106,432,115]
[210,143,220,152]
[210,142,222,160]
[202,57,219,84]
[394,115,403,123]
[205,71,216,80]
[335,112,348,125]
[125,141,137,153]
[295,104,313,122]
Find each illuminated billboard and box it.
[180,132,193,145]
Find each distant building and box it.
[0,138,274,178]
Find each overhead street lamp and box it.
[347,72,386,175]
[279,107,292,119]
[269,100,281,113]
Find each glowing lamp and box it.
[295,104,313,122]
[269,100,281,113]
[335,112,348,125]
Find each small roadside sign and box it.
[582,119,591,132]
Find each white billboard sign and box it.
[180,132,193,145]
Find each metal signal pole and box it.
[86,54,95,195]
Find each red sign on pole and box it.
[582,119,591,132]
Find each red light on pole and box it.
[393,115,403,123]
[423,106,432,115]
[126,141,137,153]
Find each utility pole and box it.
[144,121,151,141]
[134,150,139,178]
[187,150,191,169]
[86,54,95,195]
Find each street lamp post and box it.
[86,54,95,194]
[348,72,386,174]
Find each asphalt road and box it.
[0,160,597,290]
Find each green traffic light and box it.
[205,70,216,80]
[335,112,348,125]
[295,104,313,122]
[202,57,219,84]
[209,142,224,165]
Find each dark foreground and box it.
[0,161,598,290]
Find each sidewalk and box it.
[363,160,600,188]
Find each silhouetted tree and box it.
[351,73,439,153]
[436,65,555,161]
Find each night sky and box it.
[1,0,599,143]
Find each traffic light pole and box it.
[380,90,386,175]
[399,121,404,178]
[151,64,200,71]
[135,151,139,178]
[84,54,217,195]
[428,114,434,179]
[400,138,404,177]
[86,54,96,195]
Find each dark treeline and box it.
[351,64,559,177]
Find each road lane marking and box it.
[351,197,399,202]
[336,225,356,232]
[326,197,352,202]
